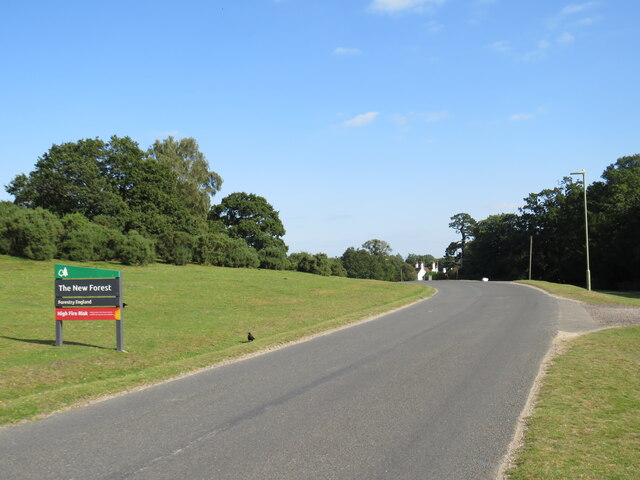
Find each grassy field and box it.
[508,280,640,479]
[517,280,640,306]
[0,255,433,426]
[507,326,640,479]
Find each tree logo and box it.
[57,267,69,278]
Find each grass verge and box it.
[0,255,433,426]
[516,280,640,306]
[507,326,640,479]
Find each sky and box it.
[1,0,638,259]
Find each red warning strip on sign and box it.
[55,307,120,321]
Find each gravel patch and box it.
[583,303,640,327]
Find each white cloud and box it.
[343,112,380,127]
[509,105,548,122]
[560,2,599,16]
[538,40,551,50]
[424,20,444,34]
[557,31,575,43]
[509,113,534,122]
[424,110,451,122]
[369,0,445,14]
[489,40,512,53]
[333,47,361,56]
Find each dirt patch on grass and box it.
[584,303,640,327]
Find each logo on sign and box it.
[58,267,69,278]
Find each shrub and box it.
[59,213,124,262]
[221,237,260,268]
[156,231,195,265]
[289,252,332,276]
[194,234,259,268]
[0,202,23,254]
[258,246,290,270]
[118,231,155,265]
[329,257,348,277]
[1,206,62,260]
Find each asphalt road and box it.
[1,281,559,480]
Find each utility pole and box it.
[570,170,592,291]
[529,236,533,281]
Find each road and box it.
[2,281,561,479]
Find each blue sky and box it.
[1,0,638,259]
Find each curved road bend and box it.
[2,281,560,479]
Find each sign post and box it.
[54,264,125,351]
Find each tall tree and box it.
[209,192,287,251]
[463,213,528,280]
[6,138,125,218]
[447,213,477,271]
[362,239,392,258]
[589,154,640,289]
[5,136,202,235]
[147,136,223,218]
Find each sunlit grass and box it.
[508,326,640,479]
[517,280,640,306]
[0,255,433,425]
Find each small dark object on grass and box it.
[247,332,255,342]
[122,303,128,308]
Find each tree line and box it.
[446,154,640,290]
[2,135,436,280]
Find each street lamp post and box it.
[570,170,591,291]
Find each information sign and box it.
[53,264,124,351]
[55,307,121,321]
[55,279,120,298]
[55,264,120,279]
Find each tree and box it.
[463,213,528,280]
[519,179,584,285]
[147,136,223,218]
[447,213,476,268]
[341,247,379,279]
[406,253,436,268]
[5,136,202,236]
[399,262,418,281]
[210,192,287,251]
[362,239,392,258]
[588,154,640,289]
[6,138,125,218]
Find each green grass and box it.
[508,326,640,479]
[0,255,433,426]
[517,280,640,306]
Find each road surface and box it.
[2,281,566,479]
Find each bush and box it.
[289,252,332,276]
[58,213,124,262]
[329,257,348,277]
[0,202,23,255]
[258,246,290,270]
[221,237,260,268]
[1,205,62,260]
[118,231,155,265]
[194,234,259,268]
[194,233,225,266]
[156,231,195,265]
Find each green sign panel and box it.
[54,264,120,279]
